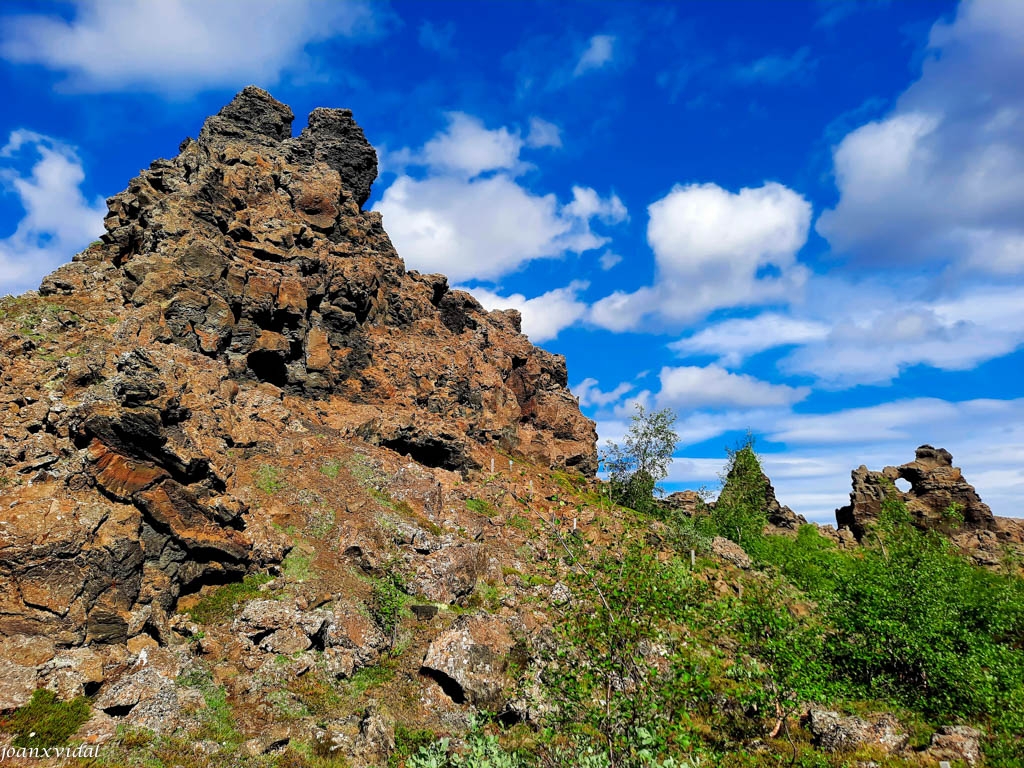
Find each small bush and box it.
[370,570,407,642]
[465,498,493,516]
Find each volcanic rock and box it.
[835,445,994,540]
[0,87,596,699]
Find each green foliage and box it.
[186,572,272,624]
[176,666,243,748]
[724,580,833,735]
[824,498,1024,722]
[389,725,438,768]
[602,404,678,515]
[370,569,407,643]
[2,689,91,749]
[256,464,286,495]
[282,551,312,582]
[543,540,709,766]
[754,494,1024,761]
[465,498,494,516]
[703,437,768,551]
[406,726,525,768]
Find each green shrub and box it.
[702,437,768,551]
[465,498,493,516]
[406,729,525,768]
[543,541,709,765]
[3,689,91,749]
[370,570,407,643]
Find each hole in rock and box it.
[247,350,288,387]
[102,703,136,717]
[83,681,102,697]
[496,708,523,728]
[420,667,466,704]
[381,436,464,472]
[176,566,247,599]
[895,478,912,493]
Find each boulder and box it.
[710,537,752,569]
[925,725,983,766]
[420,613,520,709]
[804,708,908,755]
[0,87,600,673]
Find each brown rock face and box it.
[835,445,994,541]
[0,87,597,687]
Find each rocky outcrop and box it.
[833,445,1024,567]
[0,87,596,705]
[41,85,596,475]
[659,469,806,532]
[836,445,994,540]
[925,725,983,766]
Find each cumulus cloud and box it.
[0,0,384,93]
[374,113,627,283]
[574,34,616,76]
[816,0,1024,271]
[0,131,105,297]
[589,181,812,331]
[420,113,524,178]
[463,281,590,342]
[656,365,810,410]
[780,284,1024,386]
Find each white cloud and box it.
[563,186,628,224]
[421,113,523,178]
[656,364,810,410]
[589,181,812,331]
[0,0,383,93]
[670,314,829,366]
[734,46,815,85]
[779,282,1024,386]
[374,113,627,283]
[525,117,562,149]
[574,34,616,77]
[0,131,105,297]
[463,281,589,342]
[598,251,622,270]
[375,175,624,282]
[816,0,1024,271]
[574,378,634,408]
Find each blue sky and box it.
[1,0,1022,521]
